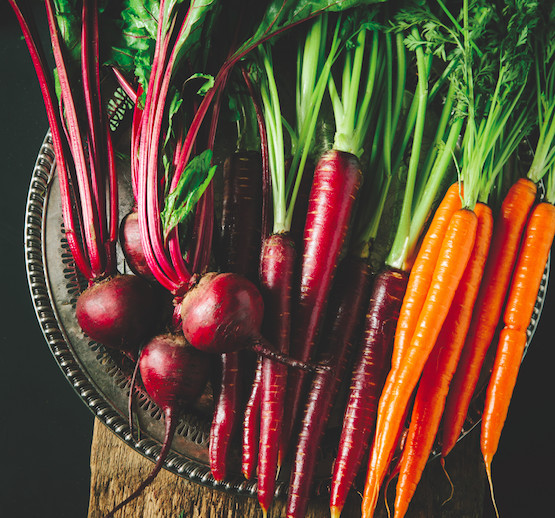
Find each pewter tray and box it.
[24,131,262,497]
[24,129,550,500]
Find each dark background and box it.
[1,4,554,518]
[1,4,93,518]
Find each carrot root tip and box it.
[385,494,392,518]
[440,457,454,506]
[362,486,380,518]
[484,459,499,518]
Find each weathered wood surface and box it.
[88,418,485,517]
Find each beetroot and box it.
[107,333,211,517]
[75,274,161,357]
[139,333,211,410]
[180,271,327,373]
[119,210,156,281]
[180,272,264,354]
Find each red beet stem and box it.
[11,0,116,280]
[45,0,105,277]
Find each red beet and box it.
[139,333,211,411]
[181,272,324,372]
[75,274,161,357]
[180,272,264,354]
[119,210,156,281]
[107,333,211,517]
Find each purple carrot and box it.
[257,232,297,514]
[209,351,241,481]
[242,358,263,480]
[237,65,271,482]
[286,255,372,518]
[220,151,263,281]
[279,149,362,463]
[210,149,262,481]
[329,267,409,517]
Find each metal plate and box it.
[24,129,550,500]
[24,131,262,497]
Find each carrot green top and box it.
[350,3,469,270]
[256,15,342,234]
[455,0,539,210]
[384,15,465,271]
[328,24,381,158]
[527,7,555,191]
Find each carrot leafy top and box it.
[527,4,555,194]
[385,0,541,270]
[452,0,538,209]
[382,1,466,271]
[342,1,468,269]
[255,11,379,235]
[327,12,382,158]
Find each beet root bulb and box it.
[180,272,264,354]
[75,274,161,356]
[139,332,212,410]
[119,210,156,281]
[106,332,210,517]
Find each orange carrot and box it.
[361,208,478,518]
[392,202,492,518]
[481,201,555,501]
[441,178,537,459]
[391,182,462,372]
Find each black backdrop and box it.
[1,4,554,518]
[1,4,93,518]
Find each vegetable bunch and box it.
[11,0,555,517]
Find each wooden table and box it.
[88,418,486,518]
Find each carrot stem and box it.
[387,27,430,270]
